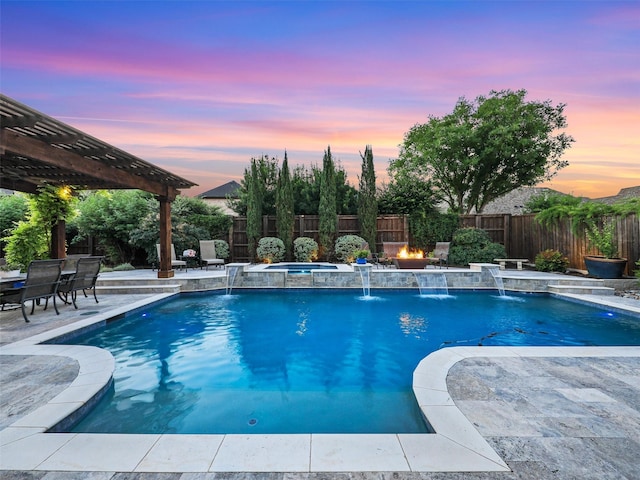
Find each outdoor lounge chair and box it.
[199,240,225,269]
[0,259,64,323]
[156,244,188,271]
[424,242,450,268]
[58,256,103,309]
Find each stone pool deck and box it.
[0,269,639,479]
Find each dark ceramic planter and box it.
[356,258,367,265]
[584,256,627,279]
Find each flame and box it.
[397,245,424,259]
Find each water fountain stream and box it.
[225,265,240,295]
[488,268,506,296]
[414,272,449,296]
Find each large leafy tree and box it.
[73,190,155,264]
[228,155,279,216]
[129,194,232,264]
[0,193,29,254]
[292,164,357,215]
[318,146,337,260]
[393,89,574,214]
[358,145,377,250]
[276,152,295,260]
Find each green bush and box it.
[293,237,318,262]
[334,234,367,263]
[534,249,569,272]
[256,237,285,263]
[448,227,506,266]
[635,260,640,283]
[409,212,459,251]
[213,239,230,260]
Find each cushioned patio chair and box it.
[58,256,103,309]
[156,244,188,271]
[424,242,450,269]
[199,240,225,270]
[0,259,64,323]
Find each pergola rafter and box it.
[0,94,197,278]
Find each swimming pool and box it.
[67,290,640,435]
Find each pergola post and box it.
[51,220,66,260]
[157,196,175,279]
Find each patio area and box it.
[1,268,639,479]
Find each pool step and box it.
[548,284,615,296]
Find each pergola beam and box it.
[1,130,179,200]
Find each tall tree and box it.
[276,151,295,260]
[246,158,263,261]
[358,145,377,251]
[318,146,337,260]
[392,89,574,214]
[228,155,279,216]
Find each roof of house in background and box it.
[476,186,567,215]
[592,186,640,205]
[197,180,241,199]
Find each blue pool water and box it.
[68,290,640,434]
[265,263,338,273]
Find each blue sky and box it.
[2,1,638,197]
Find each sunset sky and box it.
[2,1,638,199]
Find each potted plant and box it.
[533,196,635,279]
[0,261,23,278]
[354,249,370,265]
[583,219,627,279]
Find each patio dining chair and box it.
[199,240,225,269]
[0,259,64,323]
[58,256,103,309]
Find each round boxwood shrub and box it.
[535,249,569,272]
[448,227,507,266]
[334,234,367,263]
[256,237,285,263]
[213,239,230,260]
[293,237,318,262]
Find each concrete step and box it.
[548,284,615,296]
[95,284,181,295]
[547,278,606,287]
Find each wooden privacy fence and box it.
[230,215,409,262]
[460,213,638,275]
[230,213,638,274]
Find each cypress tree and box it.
[358,145,378,252]
[318,146,337,260]
[246,158,263,261]
[276,151,295,260]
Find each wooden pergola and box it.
[0,94,197,278]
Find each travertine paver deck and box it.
[0,273,639,478]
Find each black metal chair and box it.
[58,256,103,309]
[0,259,64,323]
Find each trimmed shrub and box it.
[448,227,506,266]
[213,239,230,260]
[256,237,285,263]
[293,237,318,262]
[535,249,569,272]
[334,234,367,263]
